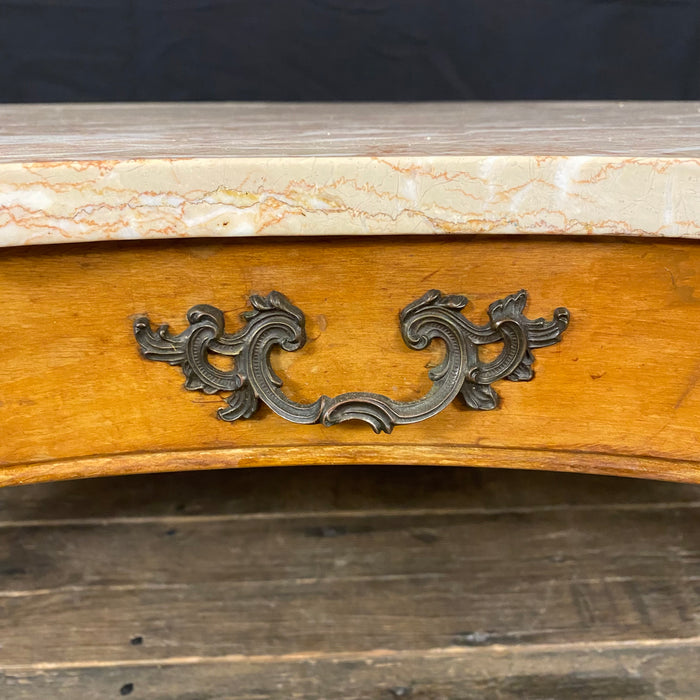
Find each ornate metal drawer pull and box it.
[134,290,569,434]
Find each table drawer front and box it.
[2,236,699,484]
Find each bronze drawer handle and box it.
[134,290,569,434]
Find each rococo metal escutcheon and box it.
[134,289,570,434]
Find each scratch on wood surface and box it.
[419,268,442,283]
[674,360,700,408]
[3,637,700,672]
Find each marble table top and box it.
[1,102,699,247]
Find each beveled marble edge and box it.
[3,102,700,160]
[1,154,699,247]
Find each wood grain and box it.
[4,645,699,700]
[1,507,697,662]
[1,466,698,698]
[3,235,700,484]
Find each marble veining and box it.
[1,154,699,247]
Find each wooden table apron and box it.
[2,234,700,486]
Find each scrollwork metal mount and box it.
[134,290,569,434]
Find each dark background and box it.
[1,0,699,103]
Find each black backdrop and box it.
[1,0,699,102]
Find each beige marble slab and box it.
[1,102,700,247]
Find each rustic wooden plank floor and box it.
[0,465,698,699]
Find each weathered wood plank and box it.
[3,643,700,700]
[1,504,697,664]
[2,466,698,522]
[1,467,698,695]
